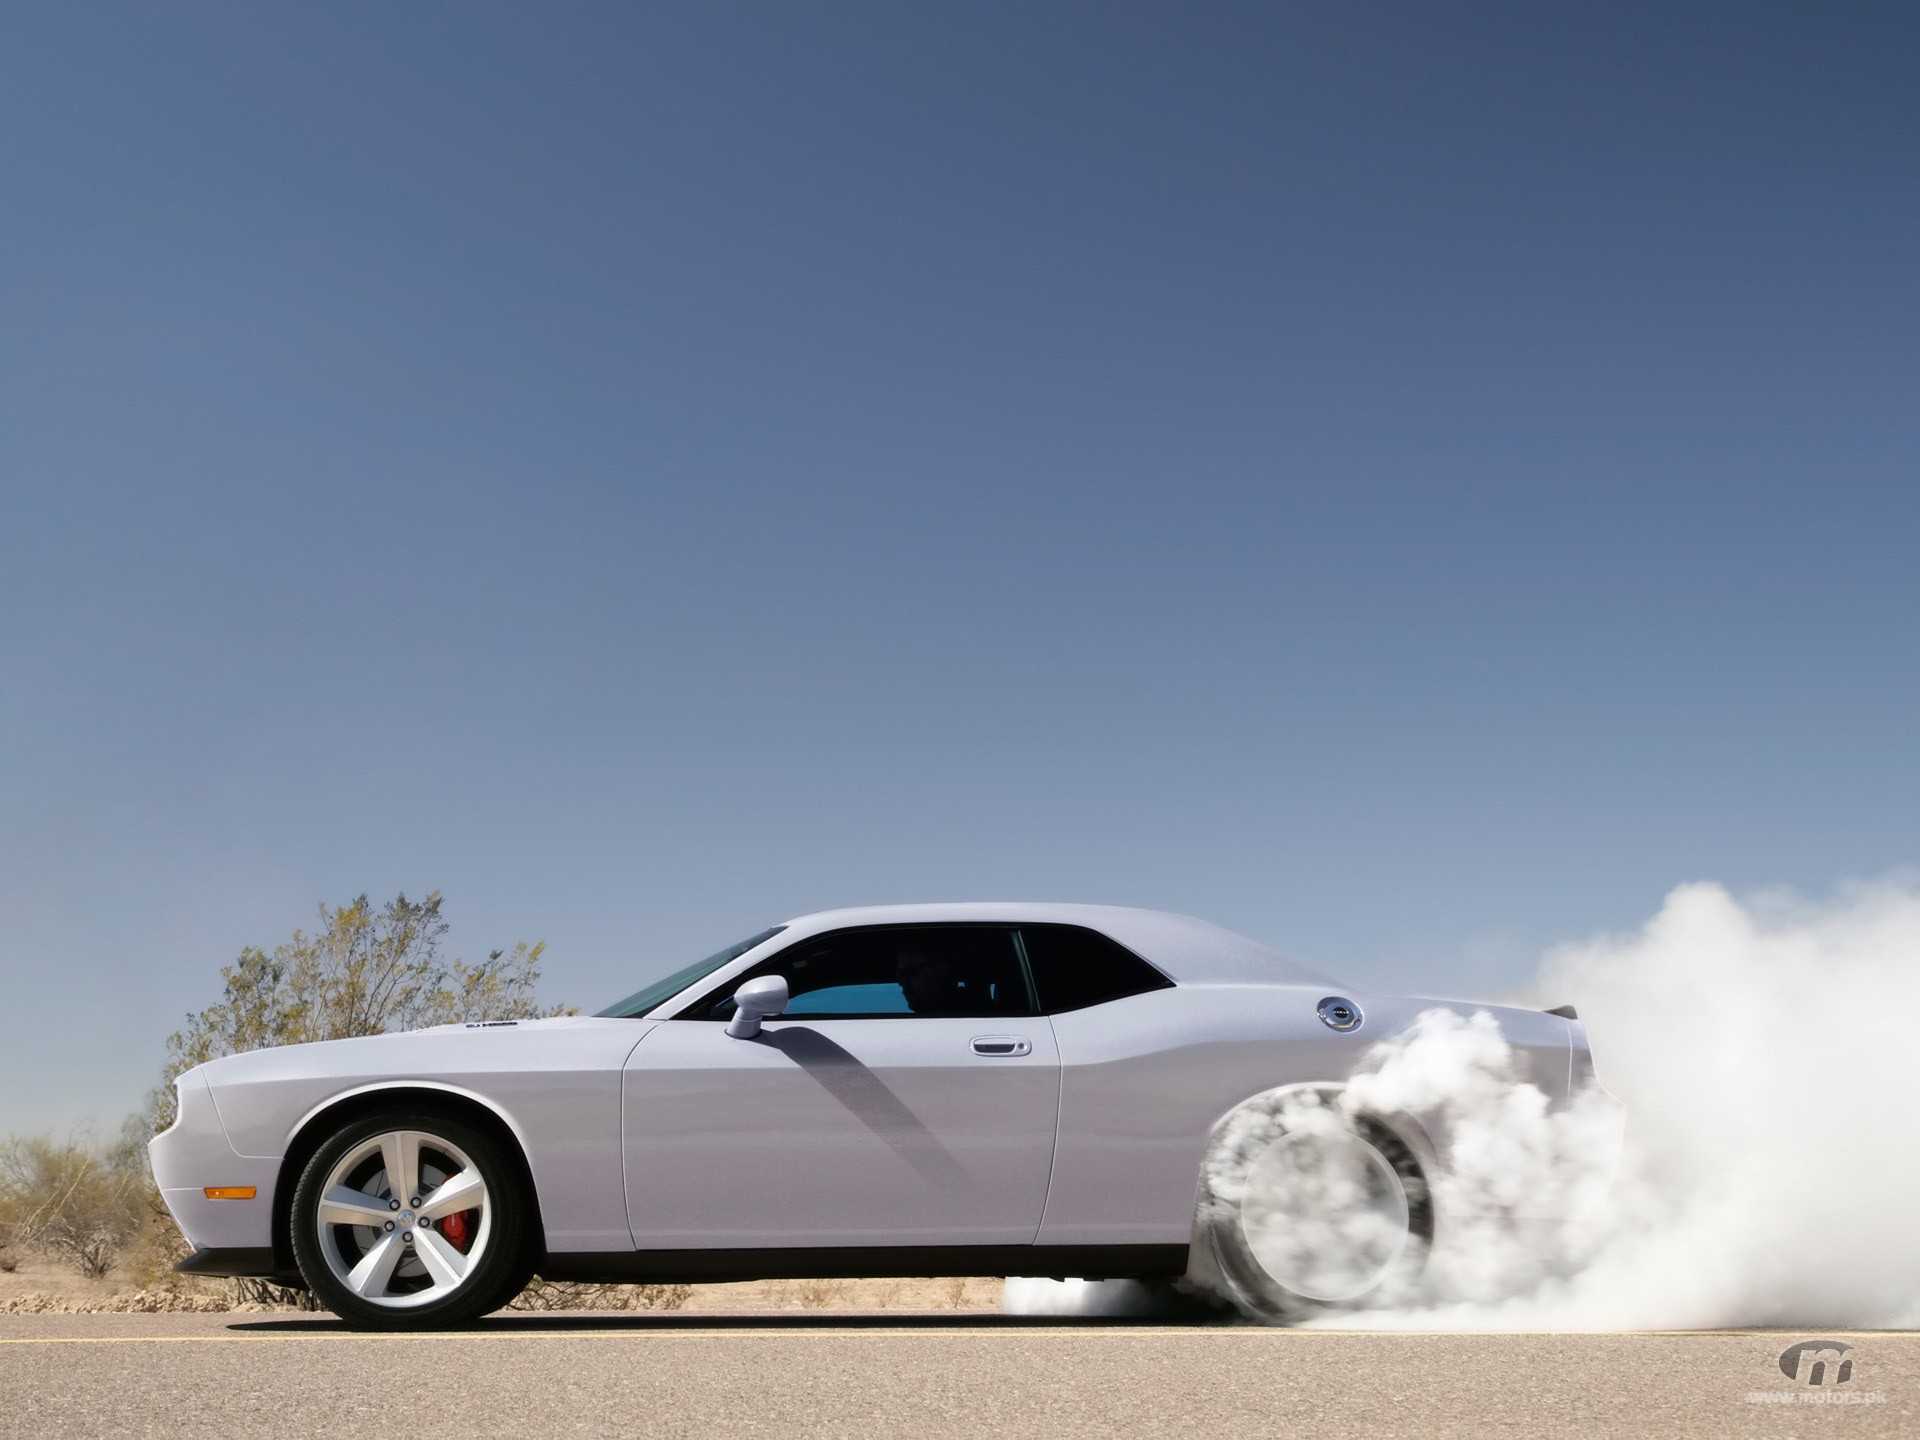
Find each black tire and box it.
[290,1107,525,1330]
[1196,1095,1432,1323]
[480,1240,540,1317]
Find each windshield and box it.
[594,928,786,1018]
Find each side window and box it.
[1018,924,1174,1013]
[681,925,1035,1019]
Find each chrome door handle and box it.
[971,1036,1032,1057]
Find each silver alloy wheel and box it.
[1236,1128,1412,1303]
[313,1129,493,1309]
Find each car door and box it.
[621,924,1059,1249]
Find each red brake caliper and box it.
[440,1210,474,1252]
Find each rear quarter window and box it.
[1018,924,1174,1013]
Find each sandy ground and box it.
[0,1258,163,1310]
[0,1254,1004,1313]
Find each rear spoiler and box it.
[1543,1004,1578,1020]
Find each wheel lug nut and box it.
[384,1221,394,1232]
[389,1199,400,1211]
[418,1216,431,1229]
[409,1197,421,1208]
[402,1231,413,1243]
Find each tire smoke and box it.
[1001,1278,1169,1317]
[1334,879,1920,1328]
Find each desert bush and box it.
[1,1289,236,1315]
[790,1278,851,1308]
[146,892,557,1135]
[508,1279,693,1312]
[106,1112,196,1291]
[118,1186,193,1291]
[228,1277,322,1309]
[0,1135,144,1278]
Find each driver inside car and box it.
[895,946,963,1015]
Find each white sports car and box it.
[149,903,1589,1328]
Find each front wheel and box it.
[290,1108,525,1330]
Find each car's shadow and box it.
[227,1310,1214,1333]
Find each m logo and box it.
[1778,1341,1854,1387]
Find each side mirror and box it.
[726,975,789,1039]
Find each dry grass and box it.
[729,1276,1000,1311]
[0,1254,1006,1315]
[508,1279,694,1312]
[0,1255,230,1312]
[1,1289,243,1314]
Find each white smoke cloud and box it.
[1335,1008,1625,1313]
[1007,878,1920,1329]
[1330,877,1920,1329]
[1001,1278,1167,1317]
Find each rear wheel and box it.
[290,1108,524,1330]
[1197,1092,1431,1322]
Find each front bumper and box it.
[149,1071,280,1255]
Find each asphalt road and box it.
[3,1312,1916,1438]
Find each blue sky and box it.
[2,2,1915,1134]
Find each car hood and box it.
[188,1015,623,1086]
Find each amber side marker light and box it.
[203,1186,257,1200]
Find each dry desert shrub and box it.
[121,1186,194,1291]
[229,1277,324,1310]
[0,1288,235,1315]
[761,1276,995,1310]
[0,1135,144,1279]
[791,1277,851,1308]
[754,1278,861,1308]
[507,1279,693,1312]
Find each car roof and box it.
[772,902,1334,988]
